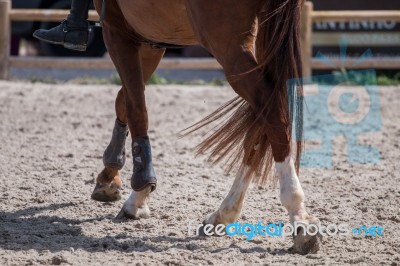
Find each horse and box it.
[90,0,322,254]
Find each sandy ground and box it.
[0,81,399,265]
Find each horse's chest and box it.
[116,0,197,45]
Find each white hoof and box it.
[116,204,150,220]
[115,188,151,220]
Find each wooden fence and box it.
[301,2,400,76]
[1,1,400,80]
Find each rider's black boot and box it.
[33,0,91,51]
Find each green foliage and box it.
[147,73,168,85]
[27,70,400,86]
[376,73,400,86]
[109,73,122,85]
[315,70,400,86]
[209,78,228,86]
[29,76,56,84]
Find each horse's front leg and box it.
[276,157,322,254]
[116,186,152,219]
[95,23,164,218]
[91,42,164,204]
[91,108,128,202]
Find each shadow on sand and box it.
[0,203,290,255]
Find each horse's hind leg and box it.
[186,0,268,228]
[91,38,164,205]
[187,1,320,253]
[203,165,252,228]
[276,157,322,254]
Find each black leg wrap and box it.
[131,137,157,192]
[103,119,129,170]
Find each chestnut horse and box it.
[90,0,321,254]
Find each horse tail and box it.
[181,0,304,185]
[256,0,305,174]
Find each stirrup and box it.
[95,0,106,27]
[61,20,91,52]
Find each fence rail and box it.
[312,10,400,22]
[1,1,400,80]
[10,9,100,21]
[299,2,400,76]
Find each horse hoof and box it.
[115,205,150,220]
[198,220,215,237]
[291,229,322,255]
[198,212,223,237]
[91,183,121,202]
[115,209,134,220]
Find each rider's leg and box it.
[32,0,91,51]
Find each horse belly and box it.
[116,0,197,45]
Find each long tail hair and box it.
[181,0,304,185]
